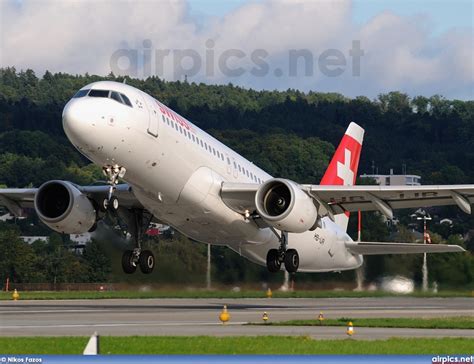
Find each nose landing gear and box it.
[102,164,126,212]
[266,229,299,273]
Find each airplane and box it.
[0,81,472,274]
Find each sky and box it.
[0,0,472,99]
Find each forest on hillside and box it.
[0,67,473,289]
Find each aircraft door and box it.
[142,95,159,137]
[147,107,159,137]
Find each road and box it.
[1,297,473,338]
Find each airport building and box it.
[360,169,421,186]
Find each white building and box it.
[360,169,421,186]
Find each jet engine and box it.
[34,180,97,234]
[255,178,318,233]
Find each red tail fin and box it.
[320,122,364,186]
[320,122,364,231]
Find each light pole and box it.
[416,212,432,292]
[206,244,211,290]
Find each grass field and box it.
[1,289,473,300]
[258,316,474,329]
[0,336,472,355]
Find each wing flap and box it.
[0,188,37,216]
[346,241,465,255]
[220,182,474,219]
[304,185,474,218]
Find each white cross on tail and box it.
[337,148,354,185]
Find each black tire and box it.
[139,250,155,274]
[101,198,109,212]
[109,196,119,211]
[266,249,281,273]
[121,250,137,274]
[284,249,299,273]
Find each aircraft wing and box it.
[220,183,474,219]
[0,183,143,217]
[345,241,465,255]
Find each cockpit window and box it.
[89,89,110,98]
[75,88,133,108]
[110,91,123,103]
[73,89,89,98]
[121,94,133,107]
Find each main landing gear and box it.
[119,208,155,275]
[266,229,299,273]
[101,164,156,274]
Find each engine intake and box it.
[34,180,97,234]
[255,178,317,233]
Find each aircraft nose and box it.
[62,99,92,145]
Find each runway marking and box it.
[0,322,249,329]
[1,308,471,315]
[0,309,116,314]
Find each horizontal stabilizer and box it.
[346,241,465,255]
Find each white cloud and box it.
[0,0,472,99]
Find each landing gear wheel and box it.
[109,196,119,211]
[103,196,119,212]
[266,249,281,273]
[284,249,299,273]
[139,250,155,274]
[102,198,109,212]
[121,250,137,274]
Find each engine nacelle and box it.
[255,178,317,233]
[34,180,97,234]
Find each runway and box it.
[1,297,473,339]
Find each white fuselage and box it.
[62,81,362,272]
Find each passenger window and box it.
[73,89,89,98]
[246,170,250,177]
[227,157,231,165]
[233,161,237,168]
[200,140,203,147]
[213,148,216,156]
[110,91,123,104]
[89,89,109,98]
[179,126,183,134]
[192,135,195,142]
[175,123,179,131]
[238,165,241,172]
[120,94,133,107]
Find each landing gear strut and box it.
[101,164,155,274]
[266,228,299,273]
[102,164,126,212]
[119,208,155,274]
